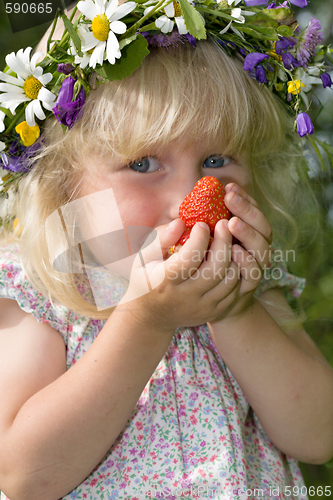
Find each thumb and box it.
[136,219,185,266]
[124,219,185,300]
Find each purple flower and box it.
[1,140,40,173]
[8,139,23,156]
[244,0,268,5]
[296,112,314,137]
[185,34,196,47]
[290,0,308,6]
[296,18,323,68]
[52,76,85,129]
[1,153,27,173]
[255,65,267,83]
[57,63,75,75]
[268,0,299,6]
[275,37,296,55]
[0,141,41,173]
[282,52,301,70]
[244,53,269,71]
[320,73,333,89]
[142,30,196,48]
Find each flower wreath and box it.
[0,0,333,204]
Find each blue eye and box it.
[128,157,161,173]
[203,155,232,169]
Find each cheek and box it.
[113,186,161,229]
[220,165,252,195]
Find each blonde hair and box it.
[1,40,319,318]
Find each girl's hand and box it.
[119,218,240,330]
[212,182,272,321]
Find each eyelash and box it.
[128,154,233,173]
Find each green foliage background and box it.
[0,0,332,497]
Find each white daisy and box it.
[144,1,188,35]
[0,110,5,133]
[69,26,94,69]
[76,0,136,68]
[294,65,323,108]
[219,7,255,40]
[0,47,56,127]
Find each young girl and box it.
[0,2,333,500]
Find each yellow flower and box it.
[287,79,306,95]
[269,43,282,62]
[15,121,40,146]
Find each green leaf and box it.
[138,22,157,32]
[325,45,333,64]
[312,137,333,156]
[95,35,149,82]
[237,25,279,41]
[308,136,325,171]
[248,11,278,28]
[262,7,296,26]
[178,0,206,40]
[196,7,233,22]
[277,25,293,37]
[119,34,137,50]
[0,106,12,117]
[61,13,82,57]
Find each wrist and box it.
[114,299,175,339]
[209,293,256,327]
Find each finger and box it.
[190,219,232,289]
[225,183,260,209]
[203,260,240,311]
[228,217,271,269]
[224,191,272,244]
[232,244,263,293]
[165,222,211,283]
[161,218,186,255]
[134,218,185,269]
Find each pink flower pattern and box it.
[0,243,308,500]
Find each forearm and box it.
[2,306,174,500]
[207,298,333,464]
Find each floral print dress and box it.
[0,243,309,500]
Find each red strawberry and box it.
[168,177,231,254]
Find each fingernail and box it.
[216,219,228,236]
[198,222,208,229]
[230,193,241,205]
[168,220,177,230]
[225,183,239,194]
[234,218,244,229]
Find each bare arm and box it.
[207,290,333,465]
[0,218,218,500]
[0,297,175,500]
